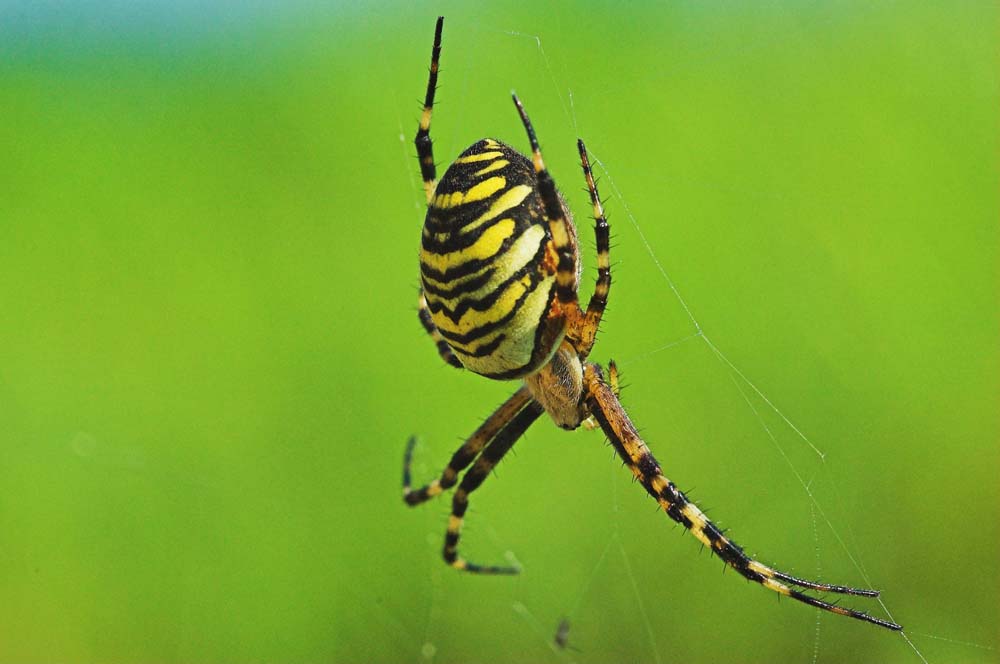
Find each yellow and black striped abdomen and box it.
[420,138,564,380]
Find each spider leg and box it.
[582,360,620,431]
[511,94,578,308]
[582,363,903,631]
[572,139,611,358]
[403,386,544,574]
[445,399,543,573]
[403,386,532,504]
[417,291,463,369]
[415,17,443,206]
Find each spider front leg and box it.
[582,363,903,631]
[403,385,543,574]
[573,139,611,358]
[415,16,443,205]
[512,94,578,308]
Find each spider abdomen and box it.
[419,139,566,380]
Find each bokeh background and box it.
[1,2,996,662]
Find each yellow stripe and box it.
[432,177,506,209]
[421,262,494,293]
[680,503,705,530]
[447,515,462,532]
[549,222,570,248]
[459,184,531,235]
[748,560,775,578]
[447,329,503,355]
[762,578,793,597]
[675,503,711,547]
[420,218,516,273]
[431,184,531,243]
[431,273,533,336]
[474,159,509,176]
[422,225,545,306]
[454,151,503,164]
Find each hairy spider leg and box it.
[582,363,902,631]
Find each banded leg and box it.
[574,139,611,357]
[582,359,620,431]
[582,363,902,631]
[418,291,463,369]
[446,399,545,573]
[403,386,533,504]
[415,16,444,205]
[512,94,579,306]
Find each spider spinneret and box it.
[402,16,902,632]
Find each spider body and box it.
[402,17,901,632]
[419,138,576,380]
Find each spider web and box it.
[387,14,995,664]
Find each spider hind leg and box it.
[582,363,902,631]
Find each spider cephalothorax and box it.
[402,16,901,632]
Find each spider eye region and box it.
[419,139,567,380]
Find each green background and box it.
[1,2,996,662]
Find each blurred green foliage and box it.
[1,2,996,662]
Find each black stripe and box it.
[421,215,528,254]
[434,276,541,346]
[424,245,545,323]
[418,306,435,332]
[452,333,506,359]
[423,191,508,234]
[421,267,495,299]
[433,162,513,193]
[535,170,565,225]
[419,228,536,282]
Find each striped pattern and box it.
[444,399,544,573]
[417,291,463,368]
[402,386,534,506]
[572,138,610,356]
[420,139,566,379]
[414,16,443,205]
[402,386,543,574]
[583,364,903,631]
[512,95,578,305]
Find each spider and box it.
[402,16,901,632]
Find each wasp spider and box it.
[402,17,901,632]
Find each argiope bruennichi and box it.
[402,16,901,632]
